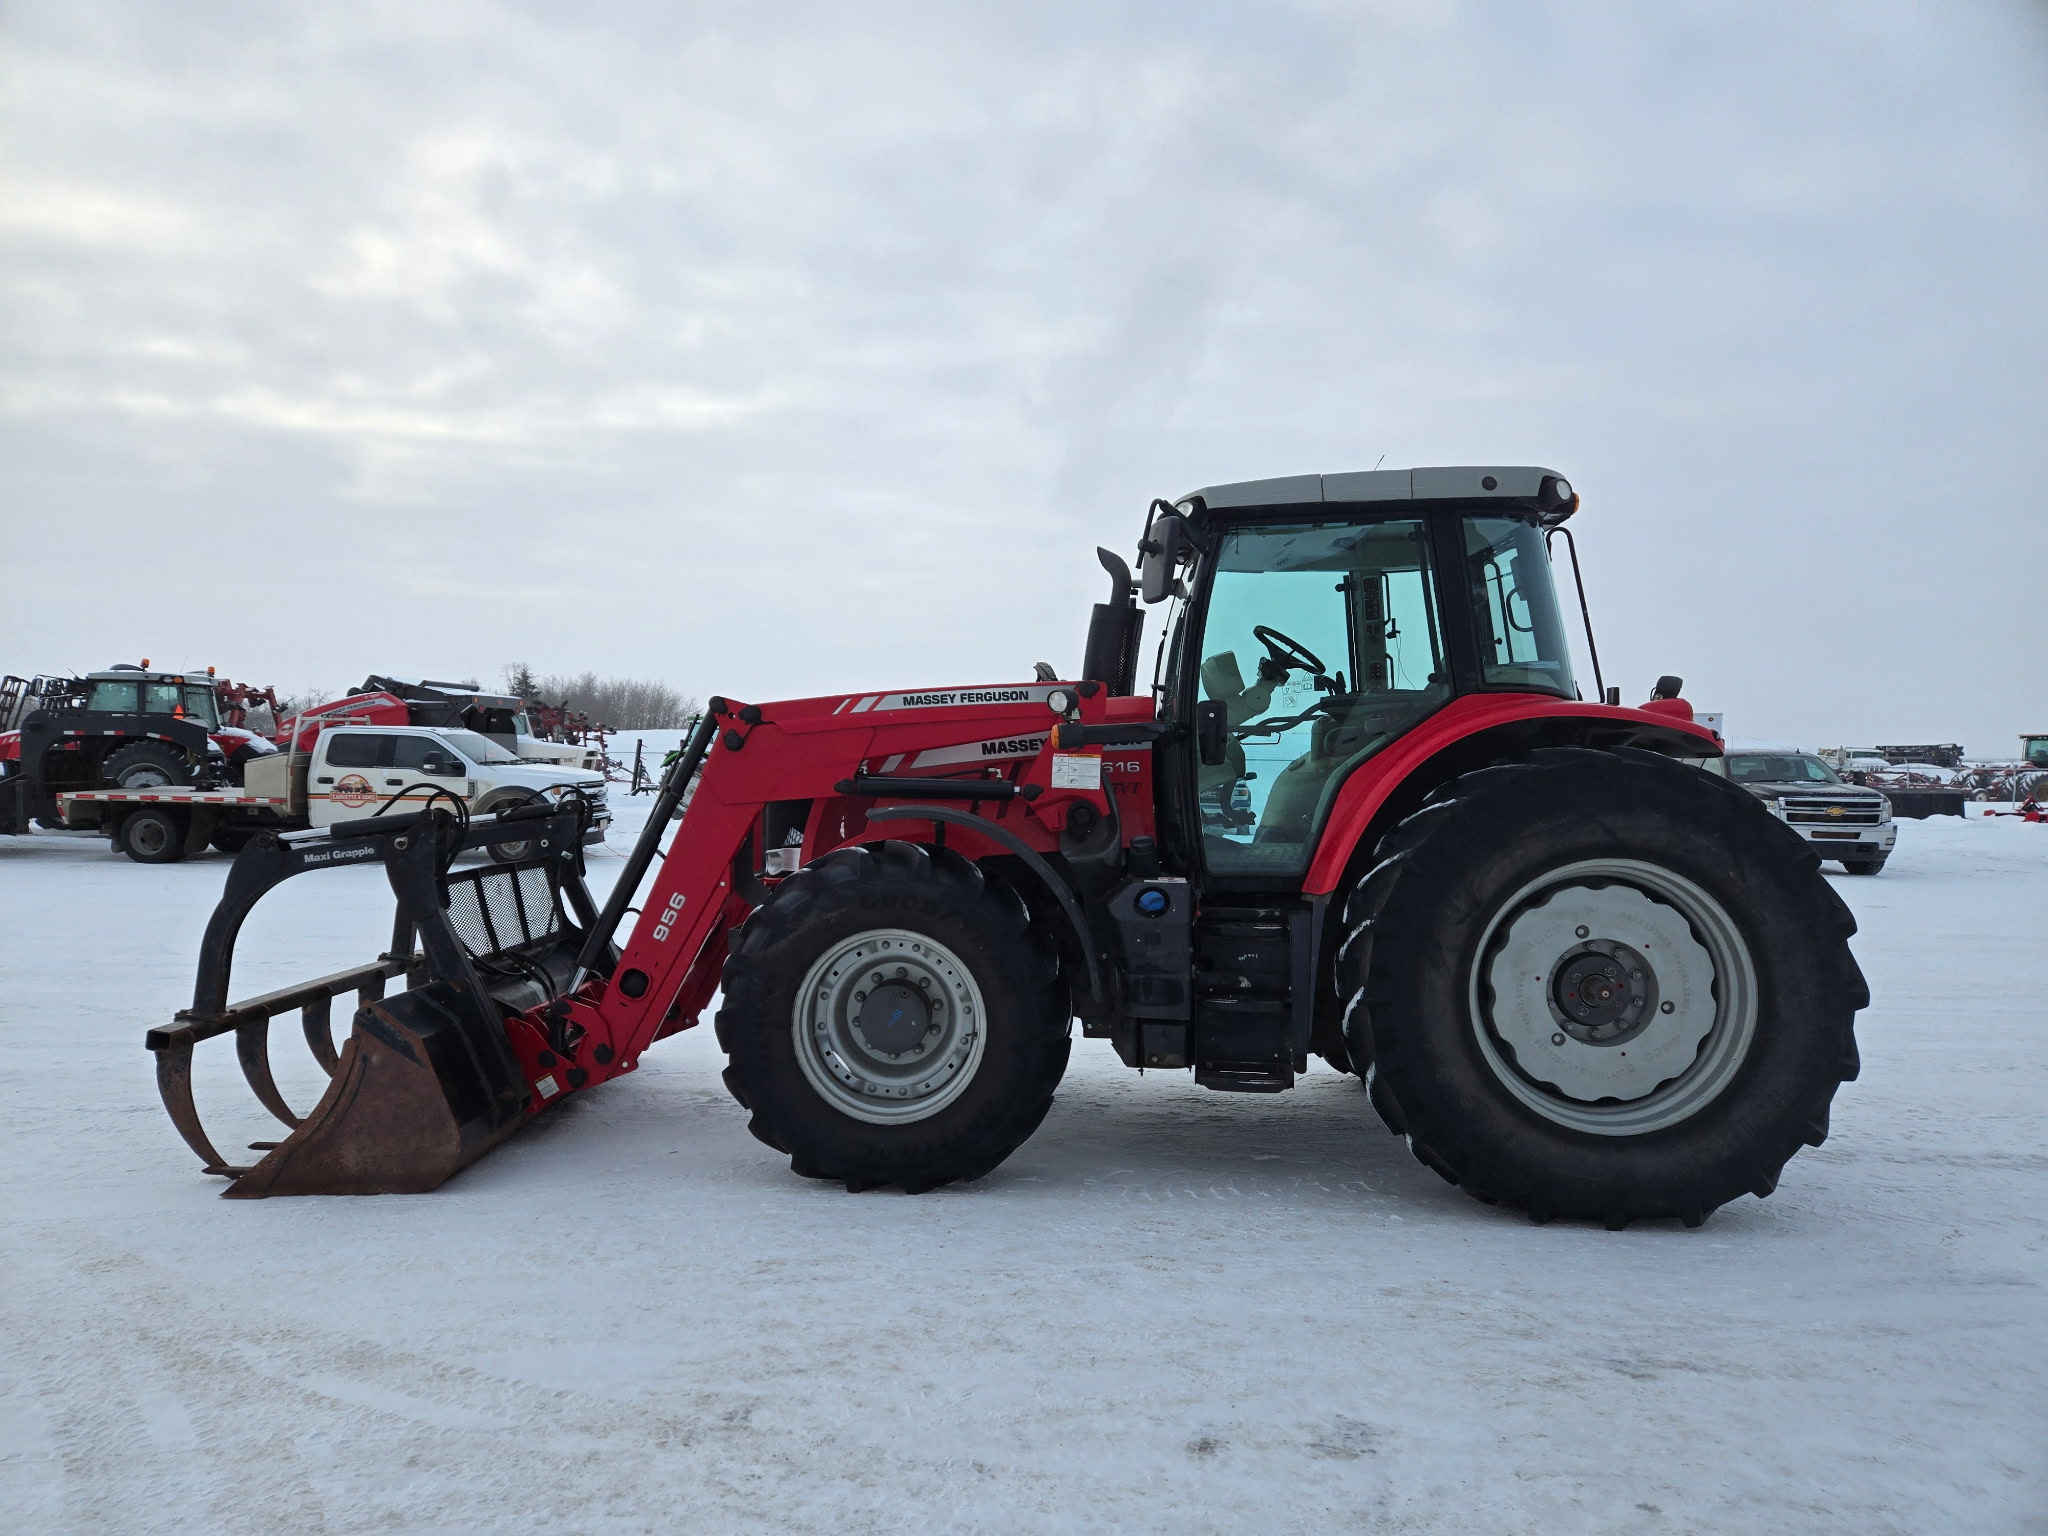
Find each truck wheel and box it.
[120,807,190,864]
[1840,857,1886,876]
[1339,747,1865,1228]
[210,828,254,854]
[716,841,1070,1192]
[103,741,193,790]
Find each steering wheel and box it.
[1253,624,1326,679]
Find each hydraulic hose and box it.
[570,706,723,984]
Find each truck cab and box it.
[1703,749,1895,874]
[292,725,611,841]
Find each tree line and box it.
[501,664,699,729]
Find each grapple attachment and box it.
[148,799,601,1197]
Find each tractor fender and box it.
[1303,695,1720,897]
[864,803,1105,1006]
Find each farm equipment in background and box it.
[149,465,1868,1229]
[281,677,610,774]
[58,719,609,863]
[0,662,283,837]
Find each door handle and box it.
[384,778,403,786]
[316,776,334,784]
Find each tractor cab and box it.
[82,666,224,729]
[1104,467,1587,890]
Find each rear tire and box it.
[102,741,193,790]
[211,827,254,854]
[120,807,189,864]
[717,841,1070,1192]
[1338,747,1865,1227]
[1840,857,1886,876]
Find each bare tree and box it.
[503,665,698,729]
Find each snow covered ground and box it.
[2,780,2043,1534]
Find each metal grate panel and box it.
[444,865,562,958]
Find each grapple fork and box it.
[148,800,599,1196]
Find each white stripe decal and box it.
[910,734,1049,769]
[851,696,879,713]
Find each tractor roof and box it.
[1183,465,1578,524]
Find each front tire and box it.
[1840,857,1886,876]
[102,741,193,791]
[1339,748,1866,1227]
[717,841,1070,1192]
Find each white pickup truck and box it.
[59,724,610,864]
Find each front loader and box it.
[151,466,1867,1226]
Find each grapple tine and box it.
[302,995,339,1076]
[234,1016,303,1129]
[151,1037,251,1178]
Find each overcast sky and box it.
[4,2,2043,752]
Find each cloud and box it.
[0,0,2043,752]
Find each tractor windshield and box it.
[1195,517,1450,876]
[1461,517,1575,698]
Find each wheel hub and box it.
[1480,869,1738,1123]
[1549,939,1655,1044]
[792,930,985,1125]
[854,979,935,1056]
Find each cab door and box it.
[310,731,394,826]
[388,733,470,808]
[1184,515,1449,882]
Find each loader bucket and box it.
[147,796,603,1196]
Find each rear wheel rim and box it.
[129,817,170,857]
[118,764,175,789]
[1471,857,1758,1136]
[792,928,987,1125]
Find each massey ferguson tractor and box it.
[147,466,1866,1228]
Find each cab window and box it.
[1462,517,1575,696]
[87,681,139,712]
[182,686,221,728]
[141,682,183,715]
[1194,518,1448,877]
[325,734,388,768]
[1727,755,1840,784]
[391,736,463,775]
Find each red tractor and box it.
[150,467,1865,1228]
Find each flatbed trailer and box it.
[58,787,297,862]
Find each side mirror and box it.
[424,755,461,777]
[1139,511,1188,605]
[1196,700,1228,766]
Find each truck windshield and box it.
[1726,755,1841,784]
[441,729,521,765]
[1462,517,1575,697]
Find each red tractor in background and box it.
[151,466,1866,1229]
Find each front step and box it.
[1195,1063,1294,1093]
[1192,906,1302,1091]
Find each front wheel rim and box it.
[1471,857,1759,1136]
[792,928,988,1125]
